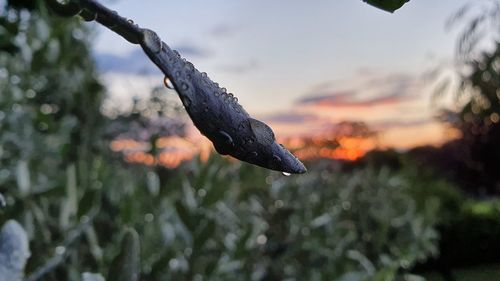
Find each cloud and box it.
[262,112,321,124]
[210,24,237,38]
[95,49,158,75]
[174,43,212,58]
[95,43,211,75]
[217,60,259,74]
[371,118,433,130]
[296,73,421,108]
[296,90,409,107]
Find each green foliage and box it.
[59,157,438,281]
[458,43,500,122]
[439,199,500,267]
[108,228,141,281]
[0,1,474,281]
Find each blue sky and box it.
[93,0,470,148]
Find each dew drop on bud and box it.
[273,155,282,163]
[163,77,174,89]
[127,19,134,24]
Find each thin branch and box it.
[78,0,143,44]
[46,0,307,174]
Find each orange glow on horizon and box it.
[111,136,202,168]
[289,136,376,161]
[111,120,457,169]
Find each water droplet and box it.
[201,72,207,77]
[221,88,227,93]
[282,172,291,177]
[273,155,282,163]
[142,29,162,53]
[186,62,194,71]
[214,91,220,97]
[250,151,258,157]
[163,77,174,89]
[220,131,234,146]
[181,83,189,90]
[181,96,192,106]
[228,93,234,98]
[127,19,134,24]
[234,97,238,102]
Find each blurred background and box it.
[0,0,499,280]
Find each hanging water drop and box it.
[221,88,227,93]
[127,19,134,24]
[282,172,291,177]
[163,77,174,89]
[186,62,194,71]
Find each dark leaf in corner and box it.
[363,0,410,13]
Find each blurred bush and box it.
[438,199,500,268]
[0,1,476,281]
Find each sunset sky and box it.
[92,0,471,150]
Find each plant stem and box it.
[78,0,143,44]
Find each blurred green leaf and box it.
[175,200,194,232]
[107,228,140,281]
